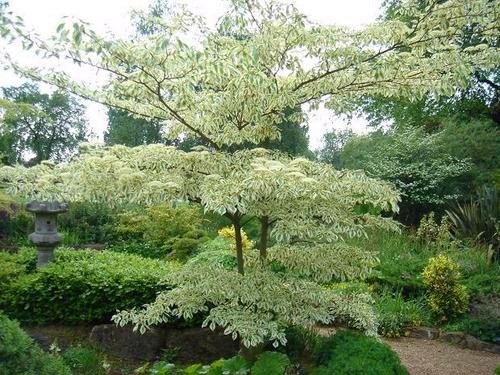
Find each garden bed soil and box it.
[386,337,500,375]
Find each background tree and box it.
[315,0,500,225]
[103,0,170,147]
[369,0,499,129]
[1,0,498,348]
[333,127,473,224]
[317,128,353,168]
[104,108,163,146]
[0,83,90,165]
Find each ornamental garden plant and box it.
[0,0,498,357]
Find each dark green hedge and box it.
[314,330,408,375]
[0,313,71,375]
[0,248,173,324]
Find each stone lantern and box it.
[26,201,68,268]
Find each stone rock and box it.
[24,325,92,352]
[463,334,500,354]
[440,331,466,346]
[482,342,500,354]
[440,332,500,354]
[89,324,164,360]
[29,332,56,352]
[463,334,486,350]
[164,327,239,364]
[405,326,440,340]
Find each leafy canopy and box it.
[0,0,498,149]
[0,84,89,165]
[0,0,498,348]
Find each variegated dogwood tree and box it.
[1,0,498,347]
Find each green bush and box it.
[446,185,499,258]
[112,203,211,260]
[446,246,500,296]
[0,251,27,289]
[375,290,429,337]
[0,193,32,246]
[135,355,250,374]
[62,345,107,375]
[282,325,322,359]
[252,351,290,375]
[58,201,116,244]
[0,247,173,324]
[0,313,71,375]
[314,330,408,375]
[416,212,454,248]
[108,241,167,260]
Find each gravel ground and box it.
[385,337,500,375]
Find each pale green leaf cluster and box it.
[267,243,379,283]
[0,144,400,242]
[0,143,391,346]
[112,261,377,348]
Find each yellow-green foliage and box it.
[422,255,469,322]
[218,226,254,251]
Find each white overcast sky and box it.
[0,0,383,149]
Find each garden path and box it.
[385,337,499,375]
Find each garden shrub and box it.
[112,203,211,260]
[446,247,500,296]
[58,201,116,244]
[375,290,429,337]
[135,355,250,374]
[0,193,32,246]
[422,255,469,322]
[416,212,453,248]
[282,325,322,359]
[62,345,108,375]
[0,313,71,375]
[218,355,249,373]
[314,330,408,375]
[0,247,173,324]
[108,241,167,260]
[0,251,27,289]
[251,351,290,375]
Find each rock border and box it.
[404,326,499,354]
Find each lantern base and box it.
[36,246,55,268]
